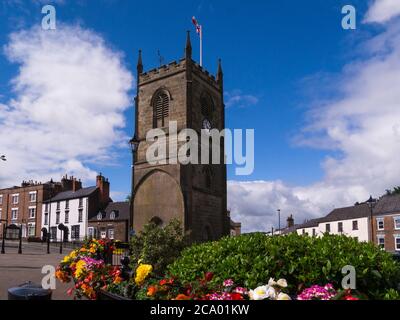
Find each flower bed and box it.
[56,239,123,300]
[56,234,400,300]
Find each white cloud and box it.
[229,21,400,233]
[0,24,133,187]
[225,90,258,108]
[364,0,400,24]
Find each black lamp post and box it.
[1,223,6,254]
[366,196,375,243]
[58,223,65,254]
[277,209,281,234]
[129,137,139,234]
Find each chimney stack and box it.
[287,215,294,228]
[96,173,110,207]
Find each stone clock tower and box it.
[132,32,230,242]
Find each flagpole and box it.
[200,26,203,67]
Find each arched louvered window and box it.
[201,93,213,118]
[153,91,170,128]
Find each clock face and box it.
[202,118,212,131]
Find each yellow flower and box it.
[75,260,87,278]
[135,264,153,286]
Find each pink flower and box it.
[297,284,336,300]
[223,279,234,287]
[234,287,248,295]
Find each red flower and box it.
[230,293,244,300]
[204,272,214,282]
[344,295,359,300]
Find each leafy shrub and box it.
[130,219,187,276]
[167,233,400,299]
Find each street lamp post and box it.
[58,223,65,254]
[1,223,6,254]
[367,196,375,244]
[47,187,54,254]
[129,137,139,235]
[277,209,281,234]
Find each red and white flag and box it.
[192,16,202,37]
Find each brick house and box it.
[372,194,400,253]
[88,202,130,242]
[0,176,78,239]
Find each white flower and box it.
[249,286,269,300]
[266,286,277,299]
[277,279,288,288]
[277,292,291,300]
[268,278,277,286]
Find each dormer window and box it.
[97,212,103,221]
[110,211,116,220]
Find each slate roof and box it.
[45,186,98,202]
[373,194,400,215]
[89,201,130,221]
[319,203,371,223]
[296,218,324,230]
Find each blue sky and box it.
[1,0,400,232]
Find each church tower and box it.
[132,32,230,242]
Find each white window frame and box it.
[0,208,2,220]
[108,228,115,240]
[0,195,3,205]
[376,218,384,231]
[12,194,19,205]
[395,235,400,252]
[28,206,36,219]
[28,223,36,237]
[377,236,385,249]
[11,208,18,220]
[393,216,400,230]
[29,191,37,203]
[88,227,94,238]
[352,220,358,230]
[326,223,331,233]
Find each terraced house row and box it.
[281,194,400,253]
[0,174,130,242]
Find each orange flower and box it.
[147,286,157,297]
[174,294,190,300]
[113,276,123,285]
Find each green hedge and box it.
[167,233,400,299]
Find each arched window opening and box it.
[153,91,170,128]
[150,216,163,227]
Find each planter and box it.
[98,289,132,301]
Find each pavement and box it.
[0,241,75,300]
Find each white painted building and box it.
[296,203,372,242]
[41,174,111,242]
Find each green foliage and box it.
[382,288,400,300]
[385,186,400,196]
[130,219,188,276]
[167,233,400,299]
